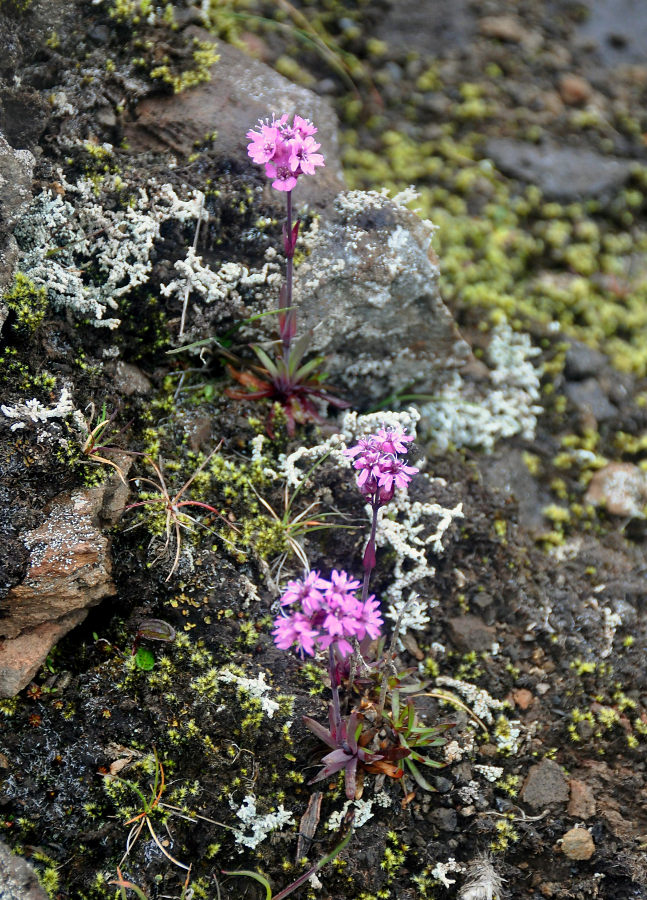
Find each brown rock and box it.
[512,688,534,711]
[479,15,527,42]
[107,361,152,396]
[99,453,133,526]
[585,462,647,517]
[125,33,344,210]
[568,778,596,820]
[558,74,593,106]
[0,612,86,698]
[479,15,542,49]
[602,806,635,840]
[0,470,130,697]
[521,758,569,811]
[561,827,595,860]
[448,615,496,652]
[2,489,115,639]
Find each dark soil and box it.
[1,2,647,899]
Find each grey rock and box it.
[565,378,617,421]
[432,776,452,793]
[0,233,19,294]
[125,32,344,209]
[292,191,469,405]
[107,360,152,396]
[0,87,52,151]
[485,138,633,201]
[429,806,458,831]
[577,0,647,67]
[0,132,35,231]
[0,839,48,900]
[521,758,569,811]
[375,0,474,55]
[479,448,547,532]
[448,615,496,652]
[565,340,608,380]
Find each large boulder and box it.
[292,190,469,406]
[0,131,35,301]
[125,32,344,210]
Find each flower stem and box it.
[282,189,294,366]
[329,644,343,739]
[347,499,381,702]
[361,499,381,604]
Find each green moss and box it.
[150,39,219,93]
[0,0,33,11]
[490,816,520,853]
[3,273,48,336]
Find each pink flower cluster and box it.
[246,114,325,192]
[273,570,383,658]
[344,426,418,504]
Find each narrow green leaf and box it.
[294,356,326,382]
[222,870,272,900]
[405,758,438,792]
[252,345,280,377]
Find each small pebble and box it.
[561,827,595,860]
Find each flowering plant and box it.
[227,114,347,435]
[270,424,434,800]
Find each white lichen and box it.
[436,676,506,726]
[1,386,75,431]
[444,732,475,764]
[218,670,279,719]
[13,172,213,329]
[325,792,391,831]
[230,794,294,849]
[420,320,543,452]
[159,252,281,311]
[474,764,504,783]
[431,858,466,888]
[377,487,464,605]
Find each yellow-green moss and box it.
[3,273,48,335]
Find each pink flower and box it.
[346,426,417,505]
[272,569,382,658]
[247,114,325,192]
[374,426,414,456]
[377,458,419,495]
[355,596,383,641]
[280,570,327,610]
[246,122,281,165]
[272,612,319,656]
[265,143,299,192]
[293,115,317,137]
[319,569,361,607]
[289,136,325,175]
